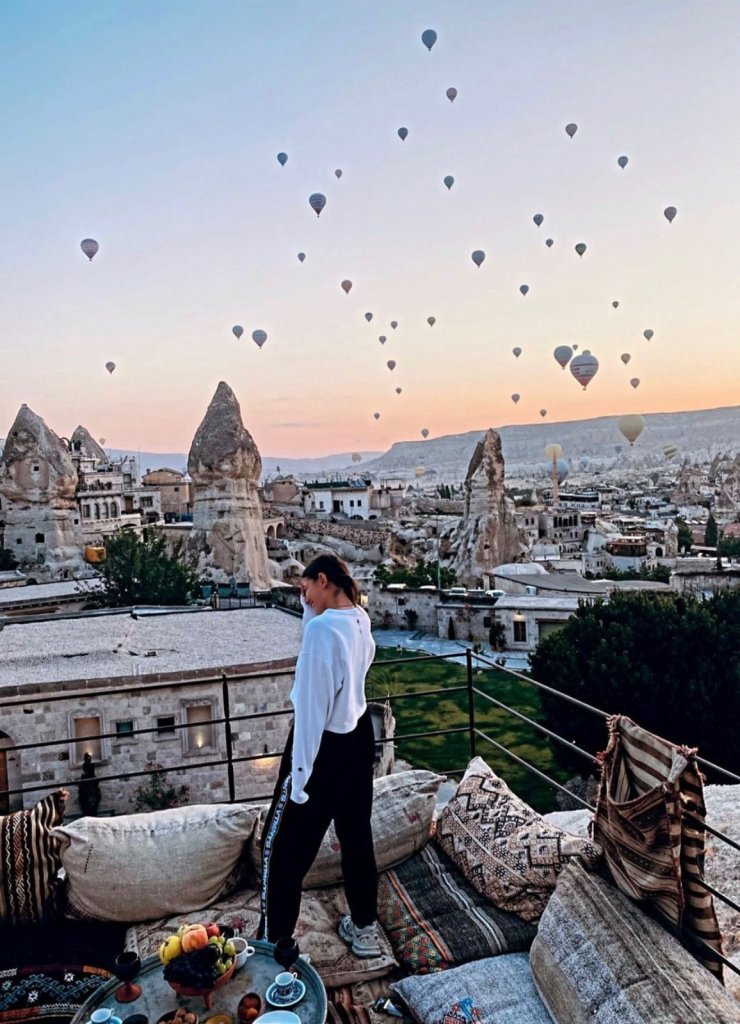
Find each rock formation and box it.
[187,382,271,587]
[70,425,108,463]
[0,404,85,579]
[450,428,524,585]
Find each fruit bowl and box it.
[166,963,235,1010]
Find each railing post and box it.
[465,649,476,759]
[222,673,236,802]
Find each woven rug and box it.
[0,921,126,1024]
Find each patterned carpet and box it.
[0,922,127,1024]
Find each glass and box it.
[273,937,299,972]
[114,951,142,1003]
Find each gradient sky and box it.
[2,0,740,458]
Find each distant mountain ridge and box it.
[2,404,738,481]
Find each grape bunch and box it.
[163,940,234,988]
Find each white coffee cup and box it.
[91,1012,112,1024]
[232,937,255,970]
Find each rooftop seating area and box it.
[1,650,738,1024]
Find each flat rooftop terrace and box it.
[0,607,303,691]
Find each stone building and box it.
[450,429,524,586]
[187,382,271,588]
[142,468,192,521]
[0,405,86,581]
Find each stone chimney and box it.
[450,428,524,586]
[0,404,85,579]
[187,382,271,588]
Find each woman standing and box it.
[259,555,381,956]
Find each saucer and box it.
[265,980,306,1008]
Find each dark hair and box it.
[302,554,360,605]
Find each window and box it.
[185,704,213,752]
[35,533,45,543]
[16,538,22,545]
[141,496,153,508]
[115,720,134,737]
[157,715,176,736]
[349,500,355,507]
[483,616,492,628]
[174,486,179,492]
[318,501,325,510]
[513,619,527,643]
[110,501,118,517]
[73,715,102,762]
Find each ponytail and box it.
[302,554,360,605]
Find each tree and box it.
[601,565,671,584]
[488,619,506,651]
[90,528,199,607]
[704,513,719,548]
[374,559,457,589]
[675,518,693,554]
[0,548,18,571]
[131,761,190,812]
[530,591,740,778]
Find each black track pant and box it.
[258,709,378,943]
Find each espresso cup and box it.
[274,971,298,998]
[91,1011,113,1024]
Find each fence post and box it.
[222,673,236,802]
[465,649,476,759]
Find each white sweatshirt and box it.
[290,605,376,804]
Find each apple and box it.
[205,923,221,938]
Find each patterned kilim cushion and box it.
[378,841,536,973]
[436,758,602,923]
[0,965,110,1024]
[391,953,551,1024]
[0,792,65,925]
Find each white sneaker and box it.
[338,915,382,958]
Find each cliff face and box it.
[450,428,524,585]
[0,404,85,578]
[187,382,270,587]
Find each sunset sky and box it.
[2,0,739,457]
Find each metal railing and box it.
[0,644,737,977]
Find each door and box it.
[0,748,8,814]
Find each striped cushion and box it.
[0,791,65,925]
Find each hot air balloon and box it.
[390,321,398,330]
[539,409,547,418]
[575,242,587,257]
[519,284,529,296]
[387,360,396,371]
[471,250,486,267]
[379,335,387,345]
[617,155,629,169]
[105,361,115,374]
[572,344,579,350]
[512,347,522,358]
[511,393,520,404]
[232,325,244,340]
[335,169,343,179]
[545,238,554,248]
[297,252,306,262]
[643,329,654,341]
[427,316,436,326]
[352,452,362,463]
[398,127,408,141]
[618,414,645,445]
[444,175,455,190]
[630,377,640,389]
[99,438,106,446]
[365,312,373,322]
[556,458,569,483]
[252,329,267,349]
[277,152,288,166]
[421,428,429,439]
[664,206,677,223]
[341,279,352,294]
[570,352,599,389]
[421,29,437,50]
[565,123,578,138]
[81,238,99,261]
[446,87,457,102]
[395,387,402,395]
[663,444,678,459]
[621,353,631,365]
[554,345,573,369]
[309,193,326,217]
[415,466,426,477]
[614,444,623,456]
[612,300,619,308]
[545,443,562,462]
[533,213,544,227]
[373,412,380,420]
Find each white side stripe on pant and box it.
[260,773,292,942]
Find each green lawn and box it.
[368,648,571,812]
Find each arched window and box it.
[110,501,118,518]
[102,502,109,519]
[94,503,101,520]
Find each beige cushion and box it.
[55,803,260,922]
[249,770,445,888]
[127,884,397,989]
[435,757,602,922]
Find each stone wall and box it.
[289,518,393,548]
[368,585,439,631]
